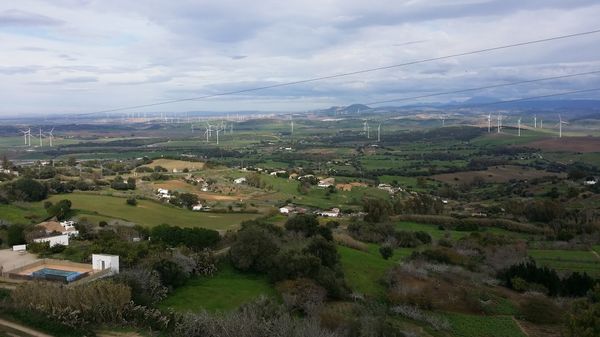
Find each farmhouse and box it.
[279,205,295,215]
[377,183,403,194]
[192,204,203,211]
[318,208,340,217]
[583,176,598,185]
[234,177,247,184]
[37,220,79,237]
[1,169,18,176]
[318,177,335,187]
[156,188,172,199]
[34,234,69,247]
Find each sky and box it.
[1,0,600,116]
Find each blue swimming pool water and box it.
[31,268,81,282]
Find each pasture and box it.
[528,249,600,277]
[47,193,260,230]
[338,243,413,298]
[0,203,47,225]
[444,312,526,337]
[159,264,276,312]
[432,165,563,185]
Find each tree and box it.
[284,214,319,237]
[7,224,26,246]
[126,197,137,206]
[363,197,392,223]
[230,226,279,272]
[46,199,72,220]
[304,236,339,268]
[1,154,11,170]
[8,178,48,201]
[379,245,394,260]
[567,285,600,337]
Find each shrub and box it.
[230,226,279,273]
[379,245,394,260]
[276,278,327,315]
[520,294,563,324]
[126,197,137,206]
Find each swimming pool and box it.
[31,268,82,283]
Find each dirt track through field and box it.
[0,318,53,337]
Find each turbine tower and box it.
[534,115,537,128]
[487,114,491,133]
[557,114,568,138]
[38,128,43,147]
[440,115,446,126]
[377,124,381,142]
[517,118,521,137]
[47,128,54,147]
[497,115,502,133]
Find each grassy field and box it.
[445,312,526,337]
[338,243,413,298]
[0,203,48,225]
[394,221,527,240]
[529,249,600,277]
[159,264,276,312]
[47,193,260,230]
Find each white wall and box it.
[92,254,120,274]
[12,244,26,251]
[34,234,69,247]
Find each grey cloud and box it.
[0,9,63,27]
[0,66,42,74]
[231,55,247,60]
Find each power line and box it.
[365,70,600,106]
[76,28,600,116]
[454,87,600,109]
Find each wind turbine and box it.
[46,128,55,147]
[204,126,211,142]
[540,119,543,129]
[497,115,502,133]
[20,129,31,146]
[38,128,43,147]
[440,115,446,126]
[487,114,491,133]
[366,121,370,139]
[377,124,381,142]
[216,126,222,145]
[517,118,521,137]
[557,114,568,138]
[534,115,537,128]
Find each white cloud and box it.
[0,0,599,115]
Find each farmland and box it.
[528,249,600,277]
[159,264,276,312]
[47,193,260,230]
[445,312,527,337]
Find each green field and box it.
[394,221,527,240]
[47,193,261,230]
[445,312,526,337]
[338,243,413,297]
[529,249,600,277]
[159,264,276,312]
[0,203,48,225]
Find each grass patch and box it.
[159,263,276,312]
[529,249,600,277]
[338,243,413,298]
[0,203,48,225]
[445,312,526,337]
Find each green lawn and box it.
[46,193,260,230]
[529,249,600,277]
[159,264,276,312]
[338,243,413,298]
[445,313,526,337]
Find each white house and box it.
[279,205,294,215]
[234,177,247,184]
[192,204,203,211]
[157,188,169,195]
[584,177,598,186]
[319,208,340,217]
[92,254,120,274]
[318,177,335,188]
[34,234,69,247]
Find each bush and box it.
[520,295,563,324]
[230,226,279,273]
[276,278,326,315]
[126,197,137,206]
[284,214,319,237]
[379,245,394,260]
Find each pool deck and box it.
[17,263,92,276]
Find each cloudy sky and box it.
[1,0,600,116]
